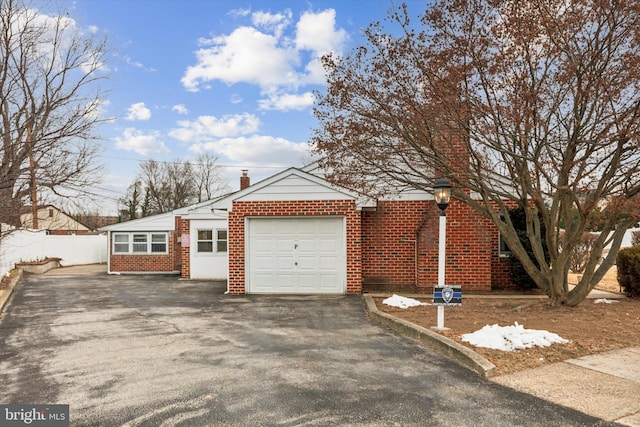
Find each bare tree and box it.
[125,156,229,216]
[0,0,108,233]
[119,179,143,221]
[312,1,640,306]
[193,152,229,203]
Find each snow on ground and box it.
[461,322,569,352]
[594,298,619,304]
[382,294,429,309]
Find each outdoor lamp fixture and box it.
[434,176,451,330]
[433,176,452,215]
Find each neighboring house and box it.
[21,205,93,235]
[101,166,512,295]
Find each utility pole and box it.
[27,126,38,229]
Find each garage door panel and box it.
[248,217,345,294]
[320,256,337,270]
[320,274,338,287]
[319,239,338,252]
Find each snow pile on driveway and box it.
[461,322,569,352]
[382,294,429,309]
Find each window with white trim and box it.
[133,233,148,253]
[113,234,129,253]
[217,229,228,252]
[112,232,168,254]
[151,233,168,253]
[197,229,213,253]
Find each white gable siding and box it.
[100,212,176,232]
[235,175,355,202]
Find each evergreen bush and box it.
[617,246,640,297]
[505,206,549,290]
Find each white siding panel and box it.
[236,175,354,202]
[101,212,176,232]
[189,219,228,280]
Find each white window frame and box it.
[196,229,214,253]
[113,233,129,254]
[216,229,228,253]
[112,232,168,254]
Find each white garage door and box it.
[247,217,345,294]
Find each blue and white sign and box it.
[433,285,462,306]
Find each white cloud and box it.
[252,9,292,38]
[169,113,261,142]
[295,9,348,55]
[87,25,99,34]
[190,135,308,166]
[181,8,348,95]
[172,104,188,115]
[229,8,251,18]
[123,56,157,72]
[258,91,315,111]
[182,26,298,92]
[125,102,151,121]
[114,128,169,155]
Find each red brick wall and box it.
[179,218,190,278]
[362,199,507,292]
[47,230,92,235]
[109,231,177,273]
[361,200,430,290]
[228,200,361,295]
[416,200,493,291]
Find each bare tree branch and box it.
[312,0,640,306]
[0,0,109,234]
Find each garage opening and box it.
[247,217,346,294]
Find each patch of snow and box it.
[460,321,569,352]
[382,294,429,309]
[594,298,619,304]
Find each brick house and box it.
[101,165,511,294]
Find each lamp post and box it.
[433,176,451,329]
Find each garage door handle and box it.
[294,262,298,266]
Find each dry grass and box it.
[376,266,640,376]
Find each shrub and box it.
[617,246,640,297]
[506,206,549,290]
[559,231,599,274]
[632,230,640,246]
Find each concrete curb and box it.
[363,294,496,377]
[0,269,23,315]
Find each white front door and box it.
[247,217,345,294]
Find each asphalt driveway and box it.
[0,267,614,426]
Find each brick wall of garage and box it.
[109,231,178,273]
[362,200,512,292]
[179,217,190,279]
[228,200,362,295]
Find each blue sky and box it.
[59,0,404,215]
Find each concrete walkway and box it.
[492,347,640,426]
[366,288,640,426]
[488,287,640,425]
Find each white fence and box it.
[0,228,107,278]
[605,227,640,251]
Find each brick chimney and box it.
[240,169,250,190]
